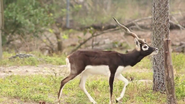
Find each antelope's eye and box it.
[142,44,149,51]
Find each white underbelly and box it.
[82,65,125,76]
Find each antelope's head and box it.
[113,18,158,56]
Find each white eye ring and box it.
[142,44,149,51]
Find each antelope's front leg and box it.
[115,74,129,103]
[109,74,115,104]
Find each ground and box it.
[0,65,68,78]
[0,30,184,104]
[0,65,66,104]
[0,64,154,104]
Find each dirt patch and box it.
[0,65,69,78]
[0,96,37,104]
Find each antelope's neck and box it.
[122,50,144,66]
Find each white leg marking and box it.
[79,74,97,104]
[116,74,129,102]
[58,85,65,100]
[65,58,71,73]
[109,96,113,104]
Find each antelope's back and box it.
[68,50,123,66]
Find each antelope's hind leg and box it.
[58,59,85,103]
[58,73,77,102]
[79,73,97,104]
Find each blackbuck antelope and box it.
[58,18,158,104]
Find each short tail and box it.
[65,58,71,72]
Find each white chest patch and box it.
[82,65,125,77]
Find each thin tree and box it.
[163,0,177,103]
[0,0,4,59]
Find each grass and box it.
[0,74,184,104]
[134,53,185,71]
[0,75,58,103]
[0,75,164,104]
[0,51,66,66]
[134,57,152,69]
[172,53,185,71]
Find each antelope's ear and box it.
[134,38,141,51]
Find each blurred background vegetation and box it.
[3,0,185,54]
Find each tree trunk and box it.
[0,0,4,59]
[164,40,177,104]
[152,0,166,92]
[54,32,63,52]
[162,0,177,102]
[153,1,177,103]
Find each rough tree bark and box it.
[152,0,166,92]
[153,0,177,103]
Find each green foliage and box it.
[134,57,152,69]
[4,0,54,37]
[175,75,185,100]
[62,29,77,40]
[172,53,185,71]
[4,0,81,44]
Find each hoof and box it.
[116,99,121,103]
[116,99,119,103]
[92,101,97,104]
[56,99,60,104]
